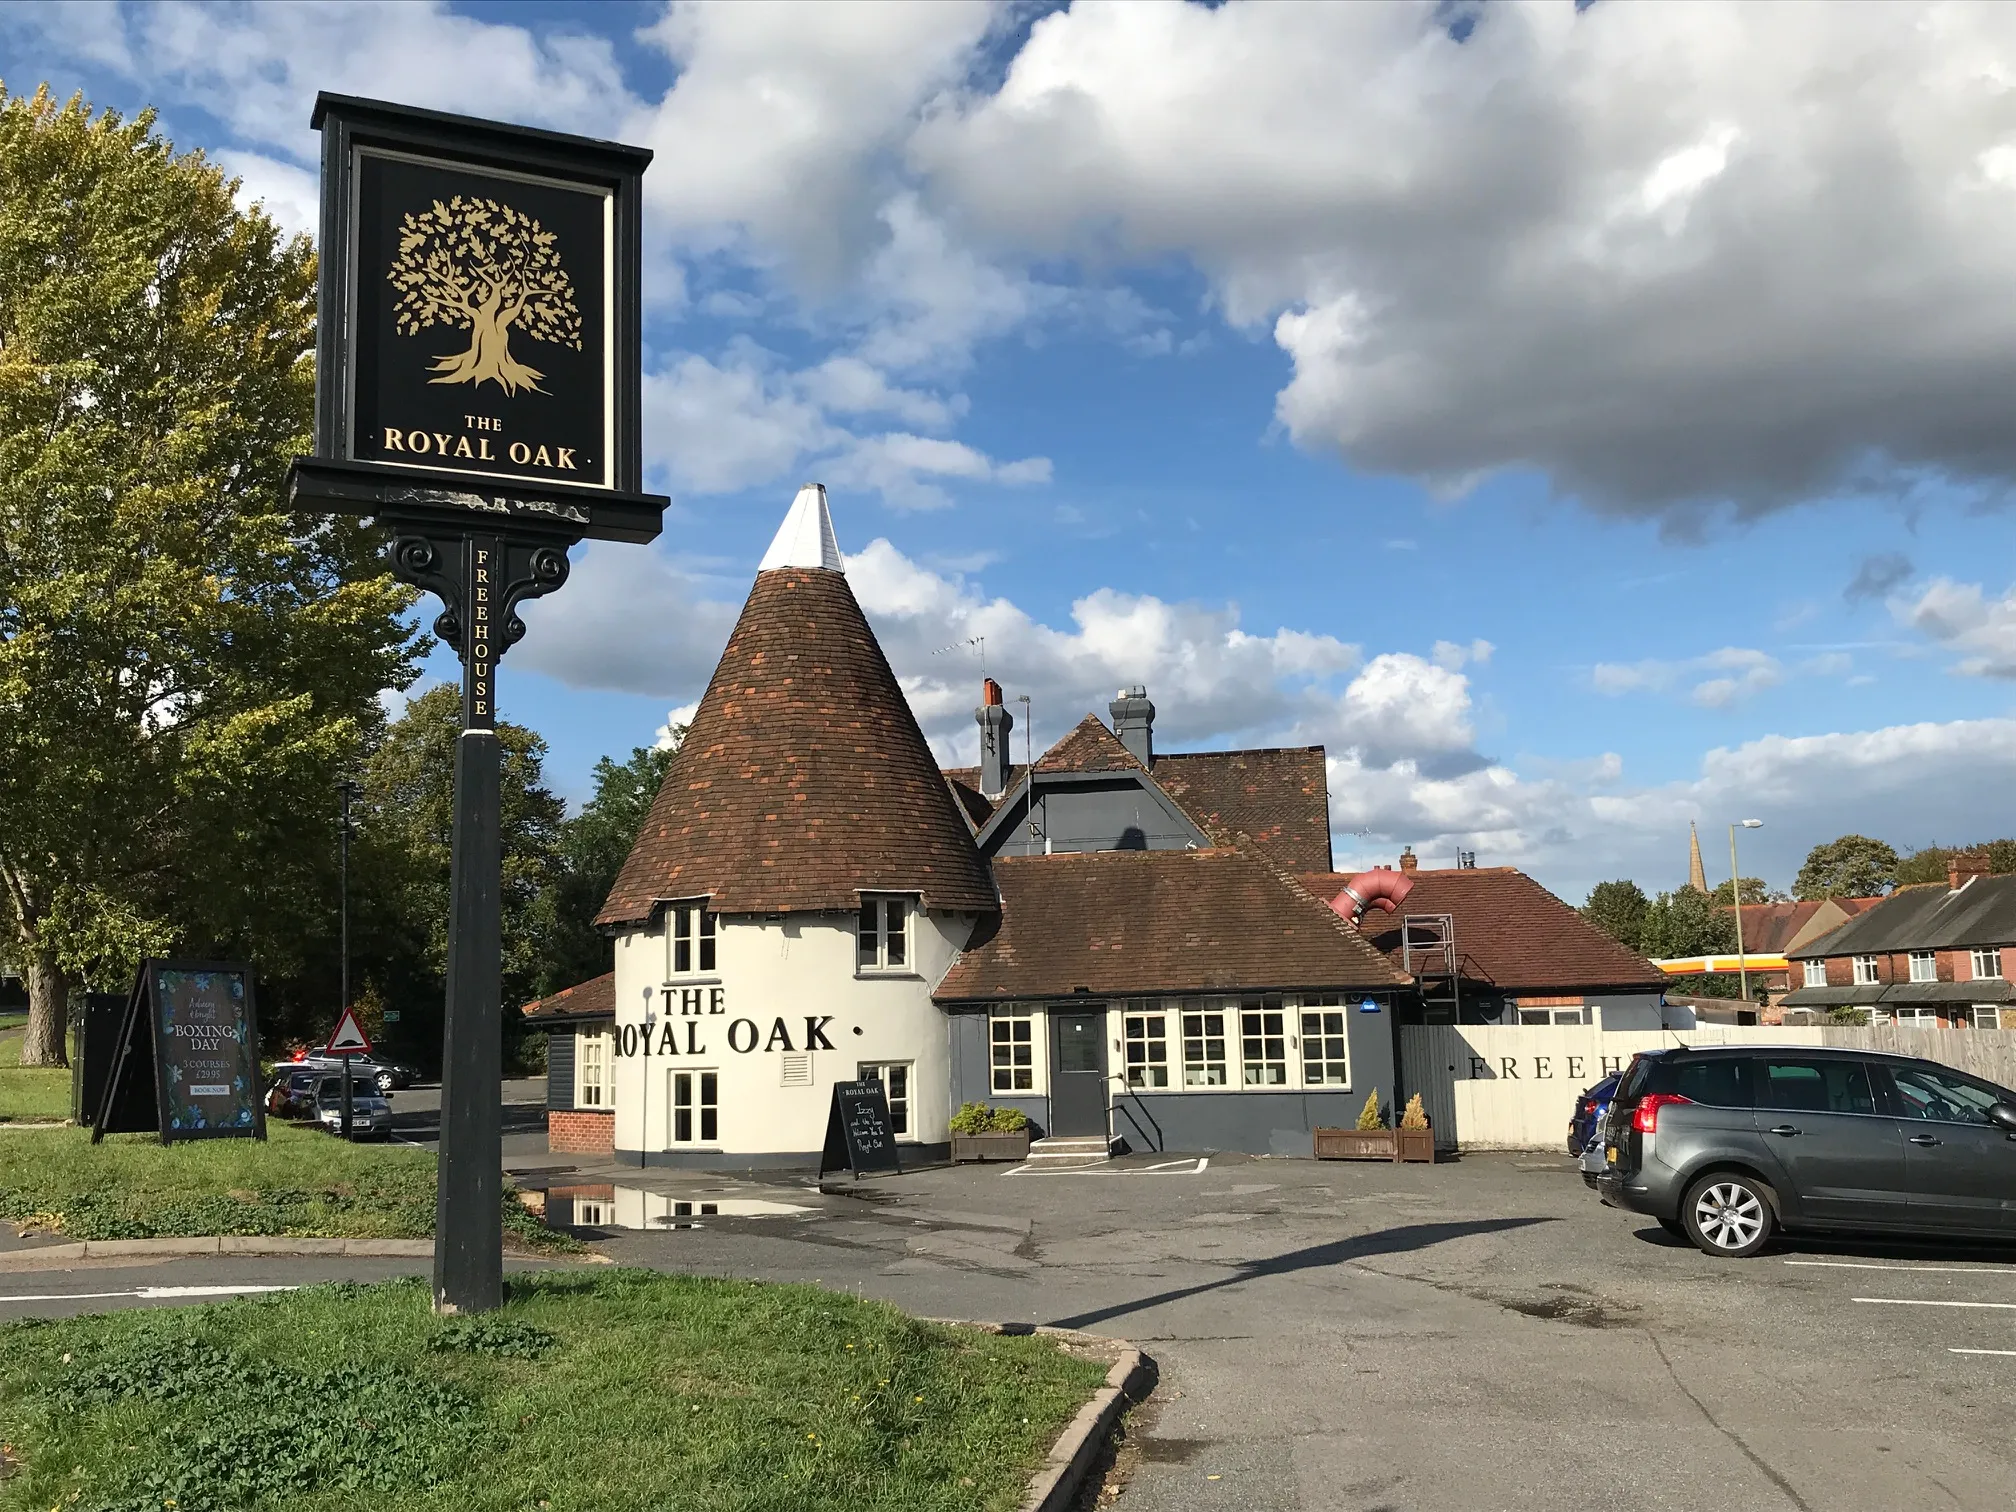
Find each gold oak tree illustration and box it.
[387,195,582,396]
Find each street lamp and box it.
[1730,819,1763,1004]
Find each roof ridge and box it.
[1034,713,1147,773]
[1229,833,1413,985]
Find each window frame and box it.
[1907,950,1936,984]
[1970,946,2003,981]
[574,1028,612,1110]
[1803,959,1827,988]
[988,1006,1041,1095]
[857,895,915,975]
[665,900,718,979]
[1122,1010,1170,1090]
[1296,996,1351,1088]
[1238,998,1288,1087]
[1852,955,1880,986]
[1970,1005,2003,1030]
[667,1068,719,1147]
[1179,1000,1229,1088]
[858,1061,913,1139]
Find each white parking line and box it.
[0,1285,297,1305]
[1785,1260,2016,1276]
[1949,1348,2016,1356]
[1005,1156,1210,1176]
[1852,1297,2016,1309]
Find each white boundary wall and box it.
[1401,1024,2016,1151]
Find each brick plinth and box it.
[548,1109,614,1155]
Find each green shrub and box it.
[948,1100,994,1135]
[987,1106,1027,1133]
[1355,1090,1383,1131]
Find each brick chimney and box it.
[1109,685,1154,765]
[975,677,1014,799]
[1399,845,1419,876]
[1948,851,1990,891]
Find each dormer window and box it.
[667,902,717,977]
[858,896,911,973]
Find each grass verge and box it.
[0,1124,571,1251]
[0,1270,1107,1512]
[0,1019,69,1123]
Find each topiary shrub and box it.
[1400,1093,1429,1130]
[1355,1090,1383,1131]
[987,1106,1027,1133]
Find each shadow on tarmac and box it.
[1045,1216,1554,1330]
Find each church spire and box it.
[1688,822,1708,893]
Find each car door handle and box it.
[1769,1124,1800,1137]
[1908,1134,1942,1147]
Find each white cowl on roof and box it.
[757,483,843,572]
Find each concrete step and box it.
[1023,1135,1116,1167]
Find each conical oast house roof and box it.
[598,486,997,925]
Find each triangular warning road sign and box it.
[325,1007,373,1056]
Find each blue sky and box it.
[9,0,2016,901]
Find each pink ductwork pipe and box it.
[1331,868,1414,925]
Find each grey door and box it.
[1752,1057,1910,1227]
[1882,1062,2016,1234]
[1049,1012,1109,1137]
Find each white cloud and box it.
[509,541,740,700]
[1892,576,2016,677]
[213,149,317,238]
[913,1,2016,517]
[1593,646,1785,706]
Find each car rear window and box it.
[1641,1055,1751,1107]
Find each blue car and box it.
[1567,1074,1620,1158]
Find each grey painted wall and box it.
[546,1028,575,1111]
[1113,1089,1393,1158]
[948,1012,990,1108]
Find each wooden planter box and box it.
[951,1129,1030,1163]
[1315,1126,1435,1163]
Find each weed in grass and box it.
[427,1317,557,1360]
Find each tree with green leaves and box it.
[1640,886,1737,960]
[1581,879,1652,953]
[1894,840,2016,886]
[1793,835,1898,901]
[531,735,681,999]
[0,87,418,1065]
[1709,877,1778,905]
[357,684,564,1038]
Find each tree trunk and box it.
[19,944,68,1068]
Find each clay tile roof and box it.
[1152,747,1333,874]
[1301,866,1667,992]
[1038,715,1146,773]
[522,972,615,1022]
[941,764,1029,830]
[1732,901,1825,955]
[936,849,1411,1002]
[597,566,997,924]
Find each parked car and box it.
[267,1067,326,1119]
[1594,1045,2016,1257]
[1567,1074,1620,1158]
[272,1054,417,1094]
[312,1076,392,1140]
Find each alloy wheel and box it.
[1693,1181,1766,1252]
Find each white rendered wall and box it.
[608,909,977,1158]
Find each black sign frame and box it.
[92,960,267,1145]
[287,93,666,545]
[818,1079,903,1182]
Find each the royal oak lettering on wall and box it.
[350,152,612,491]
[611,992,838,1061]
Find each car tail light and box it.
[1632,1093,1691,1134]
[1581,1098,1597,1115]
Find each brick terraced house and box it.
[1781,857,2016,1029]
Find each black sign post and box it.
[92,961,266,1144]
[818,1080,903,1183]
[286,95,666,1314]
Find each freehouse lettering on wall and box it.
[612,986,837,1060]
[347,150,614,490]
[1461,1055,1627,1082]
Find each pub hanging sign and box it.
[287,94,666,545]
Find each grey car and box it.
[1595,1046,2016,1257]
[312,1076,393,1139]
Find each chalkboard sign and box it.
[93,961,266,1145]
[818,1079,901,1181]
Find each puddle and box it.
[544,1184,811,1231]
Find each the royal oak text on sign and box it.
[350,152,612,490]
